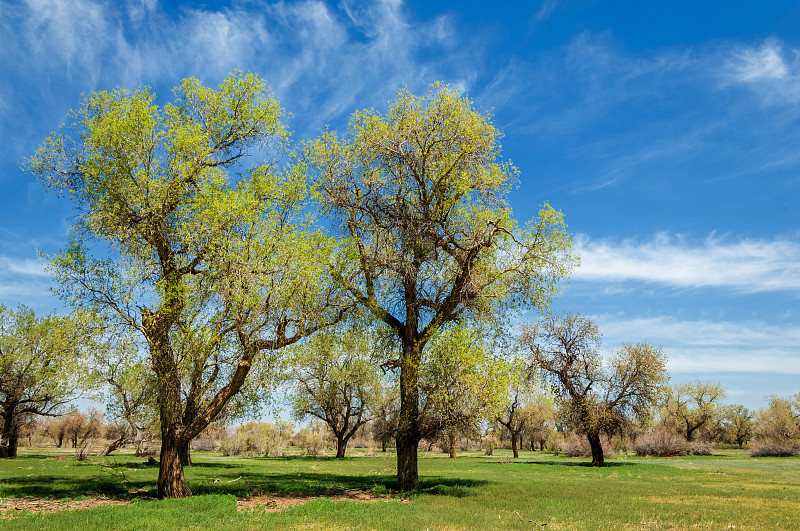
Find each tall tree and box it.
[288,328,382,458]
[661,381,726,442]
[29,72,347,497]
[305,83,575,489]
[523,313,668,466]
[0,305,98,457]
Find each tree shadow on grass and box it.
[0,474,152,499]
[517,460,636,468]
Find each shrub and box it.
[690,441,713,456]
[749,437,800,457]
[559,433,617,458]
[293,428,327,456]
[220,423,291,457]
[633,428,690,457]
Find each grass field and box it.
[1,447,799,529]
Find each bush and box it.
[749,438,800,457]
[690,441,713,456]
[293,428,327,456]
[559,433,616,458]
[220,422,291,457]
[633,428,690,457]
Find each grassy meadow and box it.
[1,447,798,529]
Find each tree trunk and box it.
[158,435,191,498]
[179,439,192,466]
[381,439,387,452]
[448,431,457,459]
[511,431,519,458]
[99,436,126,457]
[57,434,64,448]
[0,420,19,458]
[335,436,347,458]
[395,343,422,490]
[587,431,604,467]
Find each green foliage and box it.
[661,380,727,442]
[220,422,293,457]
[0,306,100,457]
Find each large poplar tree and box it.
[29,72,347,497]
[305,83,575,489]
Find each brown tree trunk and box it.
[381,440,387,452]
[448,431,457,459]
[158,435,191,498]
[395,342,422,490]
[99,436,126,457]
[511,431,519,458]
[179,439,192,466]
[587,431,604,467]
[335,436,347,458]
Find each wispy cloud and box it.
[573,233,800,293]
[724,39,800,104]
[593,315,800,374]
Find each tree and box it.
[288,328,382,458]
[416,324,506,459]
[523,313,668,467]
[719,404,754,449]
[305,83,575,489]
[495,359,553,458]
[30,72,348,497]
[661,381,726,442]
[0,305,98,458]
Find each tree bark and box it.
[335,436,347,458]
[158,435,191,498]
[448,431,457,459]
[511,431,519,458]
[396,343,422,490]
[180,439,192,466]
[587,431,604,467]
[0,420,19,458]
[99,436,126,457]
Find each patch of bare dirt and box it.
[237,488,411,513]
[0,496,130,518]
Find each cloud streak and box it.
[573,233,800,293]
[593,315,800,374]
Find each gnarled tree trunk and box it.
[158,435,191,498]
[396,344,422,490]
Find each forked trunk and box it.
[448,431,457,459]
[511,432,519,458]
[587,431,604,467]
[158,435,191,498]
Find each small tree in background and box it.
[288,328,382,458]
[523,313,668,467]
[661,381,726,442]
[496,359,553,458]
[0,305,99,458]
[719,404,754,449]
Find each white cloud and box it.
[592,315,800,374]
[725,39,800,104]
[573,233,800,293]
[0,255,48,277]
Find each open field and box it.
[1,448,799,530]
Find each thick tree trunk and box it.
[511,431,519,458]
[587,431,604,467]
[381,440,387,452]
[57,434,64,448]
[0,420,19,458]
[448,431,457,459]
[335,436,347,458]
[179,440,192,466]
[396,432,420,490]
[158,435,191,498]
[396,344,422,490]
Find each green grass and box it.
[1,447,799,529]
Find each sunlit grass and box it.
[1,448,798,529]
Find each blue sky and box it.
[0,0,798,410]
